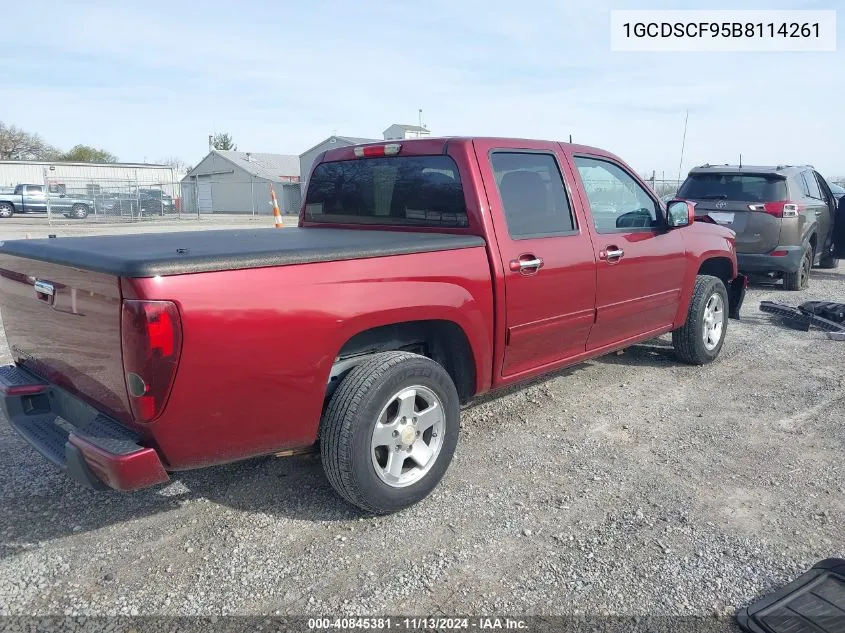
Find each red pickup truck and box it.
[0,137,746,514]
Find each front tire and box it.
[673,275,729,365]
[0,202,14,218]
[320,351,460,514]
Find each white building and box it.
[0,160,184,196]
[181,150,301,215]
[382,124,431,141]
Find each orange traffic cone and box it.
[270,186,284,228]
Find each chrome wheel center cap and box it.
[400,425,416,446]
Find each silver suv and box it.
[676,165,842,290]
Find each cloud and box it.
[1,0,842,178]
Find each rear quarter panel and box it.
[123,246,494,471]
[672,222,738,328]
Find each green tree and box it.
[57,145,118,163]
[212,133,237,151]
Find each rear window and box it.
[304,155,468,227]
[677,173,787,202]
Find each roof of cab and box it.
[320,136,611,161]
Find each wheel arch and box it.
[330,320,478,405]
[697,256,734,288]
[673,253,737,329]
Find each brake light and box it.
[747,201,801,218]
[121,300,182,423]
[353,143,401,158]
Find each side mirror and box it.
[666,199,695,228]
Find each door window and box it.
[574,157,660,233]
[802,171,823,200]
[26,185,44,195]
[489,152,575,238]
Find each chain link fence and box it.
[32,174,303,225]
[640,175,684,200]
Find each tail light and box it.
[353,143,401,158]
[747,201,801,218]
[121,300,182,423]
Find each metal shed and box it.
[181,150,301,215]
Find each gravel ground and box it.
[0,217,842,622]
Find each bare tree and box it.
[0,122,59,160]
[157,156,192,172]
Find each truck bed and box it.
[0,228,485,277]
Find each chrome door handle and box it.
[519,258,544,269]
[602,248,625,261]
[509,256,544,273]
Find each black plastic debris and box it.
[736,558,845,633]
[760,301,845,333]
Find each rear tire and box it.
[0,202,14,218]
[673,275,729,365]
[320,351,460,514]
[783,244,812,290]
[70,204,89,219]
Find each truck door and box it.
[804,170,834,259]
[22,185,47,212]
[570,153,686,351]
[47,183,71,212]
[472,139,597,379]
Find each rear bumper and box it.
[0,365,169,492]
[737,246,803,274]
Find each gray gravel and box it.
[0,217,842,618]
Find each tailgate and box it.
[678,172,789,255]
[0,254,131,423]
[693,200,782,254]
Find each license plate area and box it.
[709,212,734,225]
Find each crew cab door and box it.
[570,153,686,351]
[473,139,597,379]
[47,183,72,211]
[18,185,47,212]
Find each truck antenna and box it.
[676,109,689,183]
[739,153,742,168]
[569,134,573,143]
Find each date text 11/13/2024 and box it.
[307,617,529,630]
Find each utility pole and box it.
[42,165,55,226]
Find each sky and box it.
[1,0,842,178]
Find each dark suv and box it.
[676,165,842,290]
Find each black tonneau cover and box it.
[0,228,485,278]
